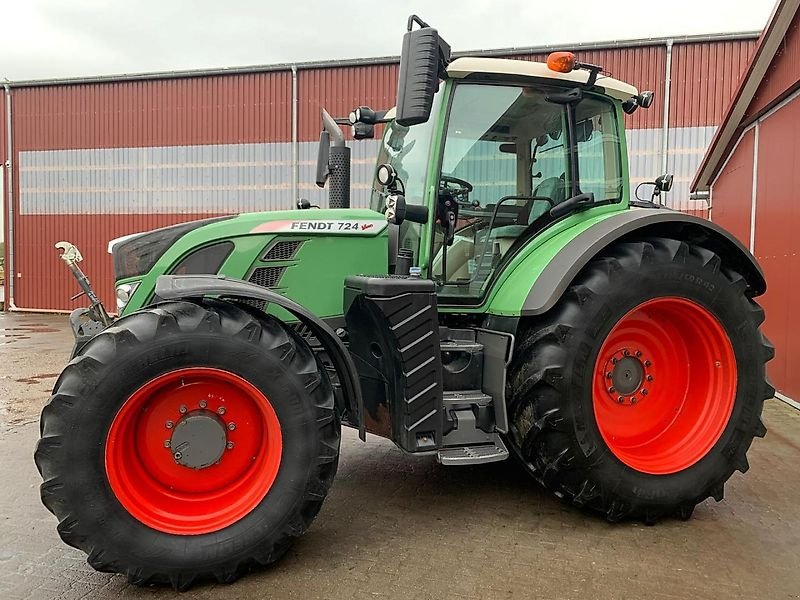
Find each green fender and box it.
[485,207,765,318]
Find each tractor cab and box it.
[339,21,651,307]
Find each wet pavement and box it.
[1,310,800,599]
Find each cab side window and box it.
[575,97,623,203]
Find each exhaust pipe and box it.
[319,109,351,209]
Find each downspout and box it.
[291,65,299,203]
[3,83,14,310]
[661,39,674,177]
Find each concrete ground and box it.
[1,312,799,600]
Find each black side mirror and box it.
[315,130,330,187]
[395,16,451,127]
[655,173,673,192]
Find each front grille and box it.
[248,266,286,288]
[263,240,303,261]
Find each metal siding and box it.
[748,11,800,118]
[18,143,293,215]
[710,127,755,245]
[753,100,800,401]
[1,91,6,309]
[298,64,399,142]
[665,125,717,213]
[12,72,292,150]
[669,40,758,128]
[13,213,223,311]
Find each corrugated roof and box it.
[692,0,800,191]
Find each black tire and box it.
[35,300,339,589]
[507,237,774,523]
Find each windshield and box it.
[370,91,443,261]
[433,82,622,302]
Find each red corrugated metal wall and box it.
[1,91,7,308]
[10,73,291,311]
[748,10,800,118]
[753,93,800,401]
[4,38,758,311]
[710,127,755,243]
[298,64,399,142]
[670,40,758,127]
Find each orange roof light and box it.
[547,52,577,73]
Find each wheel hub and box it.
[612,356,644,395]
[601,348,653,406]
[170,411,227,469]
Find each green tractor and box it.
[37,16,773,589]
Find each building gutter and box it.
[661,39,674,176]
[3,83,14,310]
[291,65,299,204]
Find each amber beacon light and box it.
[547,51,577,73]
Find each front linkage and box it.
[55,241,113,352]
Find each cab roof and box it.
[446,56,639,102]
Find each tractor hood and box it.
[113,208,391,317]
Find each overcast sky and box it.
[0,0,775,81]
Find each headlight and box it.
[111,217,232,280]
[116,282,141,311]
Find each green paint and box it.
[120,208,388,315]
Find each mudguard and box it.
[154,274,365,439]
[519,207,766,316]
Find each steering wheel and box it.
[439,174,473,199]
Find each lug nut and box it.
[606,372,613,379]
[228,422,236,431]
[165,420,174,429]
[173,452,182,460]
[641,389,649,396]
[163,440,171,448]
[199,400,208,409]
[179,405,187,414]
[630,397,638,404]
[635,350,642,357]
[623,349,630,356]
[611,358,618,364]
[608,386,615,393]
[647,375,654,382]
[217,406,226,415]
[226,441,234,450]
[644,360,652,367]
[617,396,624,404]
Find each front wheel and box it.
[35,300,339,589]
[507,237,774,522]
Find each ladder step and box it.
[443,390,492,407]
[437,435,509,466]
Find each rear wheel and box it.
[36,300,339,589]
[507,237,774,522]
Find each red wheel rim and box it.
[105,367,282,534]
[592,297,736,475]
